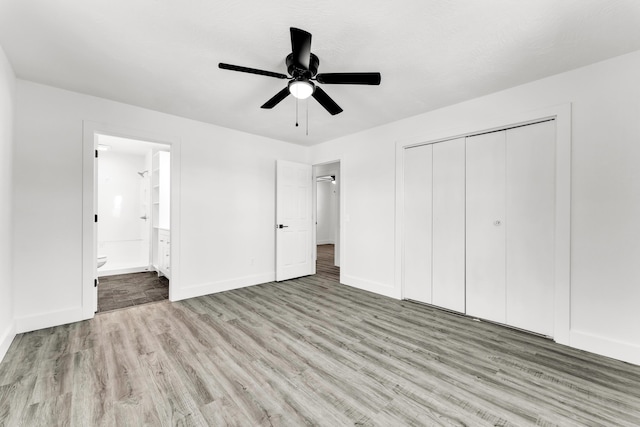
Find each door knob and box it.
[277,224,289,229]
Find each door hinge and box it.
[95,149,98,158]
[94,278,98,288]
[95,214,98,223]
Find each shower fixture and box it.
[137,170,148,177]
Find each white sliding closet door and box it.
[506,121,555,336]
[403,144,432,303]
[466,131,507,323]
[432,138,466,313]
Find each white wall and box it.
[316,180,337,245]
[13,80,307,332]
[97,149,150,275]
[7,46,640,365]
[0,45,15,361]
[310,50,640,365]
[316,161,339,246]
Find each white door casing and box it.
[93,139,99,313]
[276,160,313,281]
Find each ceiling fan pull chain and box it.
[295,97,299,127]
[306,98,309,136]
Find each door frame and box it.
[312,158,344,282]
[395,103,571,345]
[81,121,181,319]
[311,160,344,274]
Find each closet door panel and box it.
[506,121,556,336]
[403,145,433,303]
[466,132,506,323]
[432,138,466,313]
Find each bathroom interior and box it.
[96,134,171,312]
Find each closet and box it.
[403,120,555,337]
[403,138,465,312]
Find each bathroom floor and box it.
[98,271,169,313]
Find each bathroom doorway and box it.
[95,134,171,312]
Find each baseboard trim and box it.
[15,307,85,334]
[570,329,640,366]
[341,274,399,299]
[98,266,150,277]
[0,321,16,363]
[172,272,276,301]
[317,240,335,245]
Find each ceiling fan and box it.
[219,27,381,115]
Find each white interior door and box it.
[276,160,313,281]
[403,144,433,303]
[506,121,556,336]
[466,131,507,323]
[432,138,466,313]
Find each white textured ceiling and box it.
[1,1,640,146]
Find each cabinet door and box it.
[403,144,433,303]
[432,138,466,313]
[506,121,555,336]
[466,131,506,323]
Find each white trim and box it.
[15,307,84,334]
[311,157,344,282]
[395,103,572,345]
[174,272,274,301]
[341,274,399,299]
[0,321,16,363]
[311,166,318,272]
[98,266,151,277]
[316,239,335,245]
[83,121,181,321]
[570,330,640,366]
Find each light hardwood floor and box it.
[1,245,640,426]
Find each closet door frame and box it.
[395,103,571,346]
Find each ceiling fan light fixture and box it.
[288,79,314,99]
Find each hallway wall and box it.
[0,44,15,361]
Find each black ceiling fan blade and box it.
[316,72,381,85]
[261,87,291,109]
[219,63,288,79]
[312,86,343,115]
[290,27,312,70]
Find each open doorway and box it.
[95,134,171,312]
[314,161,340,282]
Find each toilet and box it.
[97,255,107,269]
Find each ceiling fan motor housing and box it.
[287,53,319,78]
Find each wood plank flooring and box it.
[316,244,339,282]
[98,271,169,313]
[2,246,640,425]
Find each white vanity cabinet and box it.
[152,151,171,278]
[157,228,171,279]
